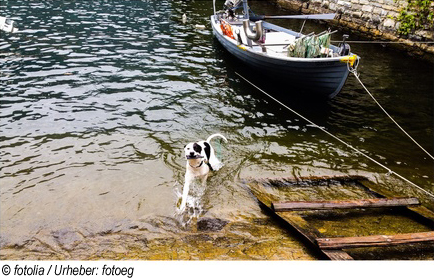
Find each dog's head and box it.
[184,141,211,161]
[184,142,204,160]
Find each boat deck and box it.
[219,17,340,60]
[227,22,298,58]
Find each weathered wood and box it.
[278,213,321,245]
[247,181,354,260]
[357,179,434,225]
[316,231,434,249]
[322,250,354,260]
[272,197,420,212]
[259,175,369,186]
[244,176,434,260]
[408,206,434,224]
[267,211,355,260]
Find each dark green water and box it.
[0,0,433,259]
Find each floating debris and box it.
[195,24,206,30]
[0,16,18,33]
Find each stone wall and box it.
[273,0,434,61]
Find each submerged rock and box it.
[52,228,83,251]
[197,218,229,232]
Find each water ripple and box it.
[1,0,433,257]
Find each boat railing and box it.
[214,7,352,59]
[250,29,338,58]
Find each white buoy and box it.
[195,24,206,30]
[182,14,187,24]
[0,16,18,33]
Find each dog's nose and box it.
[189,152,195,157]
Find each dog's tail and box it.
[206,133,228,143]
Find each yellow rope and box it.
[331,41,434,44]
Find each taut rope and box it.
[235,72,434,200]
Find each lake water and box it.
[1,0,433,260]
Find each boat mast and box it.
[242,0,249,19]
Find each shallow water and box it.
[1,0,433,259]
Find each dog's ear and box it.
[203,142,211,161]
[193,143,202,154]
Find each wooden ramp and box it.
[243,176,434,260]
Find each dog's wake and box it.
[174,182,206,225]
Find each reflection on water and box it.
[0,0,433,259]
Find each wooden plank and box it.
[278,213,321,245]
[322,250,354,260]
[246,181,323,245]
[272,197,420,212]
[357,179,434,225]
[261,175,369,186]
[246,179,355,260]
[244,176,434,260]
[246,181,353,260]
[248,194,354,259]
[408,206,434,224]
[317,231,434,249]
[272,212,354,260]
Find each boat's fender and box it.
[242,19,263,42]
[220,19,235,39]
[340,54,358,67]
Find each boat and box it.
[0,16,18,33]
[210,0,359,98]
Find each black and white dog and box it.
[180,133,228,211]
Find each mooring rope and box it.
[331,41,434,44]
[348,65,434,161]
[235,72,434,199]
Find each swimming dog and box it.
[180,133,228,211]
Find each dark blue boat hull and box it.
[211,15,352,99]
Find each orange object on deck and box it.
[220,19,234,39]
